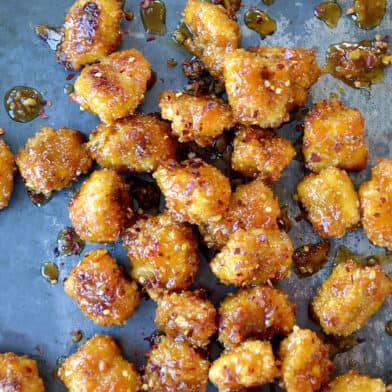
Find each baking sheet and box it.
[0,0,391,390]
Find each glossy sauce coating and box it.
[57,0,123,70]
[312,260,392,336]
[64,249,140,326]
[87,114,178,173]
[58,335,141,392]
[0,139,16,209]
[352,0,386,29]
[16,126,92,195]
[322,370,386,392]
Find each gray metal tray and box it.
[0,0,391,390]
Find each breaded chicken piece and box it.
[0,353,45,392]
[155,290,217,349]
[87,114,178,173]
[73,49,151,123]
[249,46,321,110]
[303,100,368,172]
[0,139,16,209]
[312,260,392,336]
[153,158,231,225]
[359,158,392,250]
[16,126,92,195]
[224,49,293,128]
[297,167,360,238]
[69,169,131,243]
[209,340,279,391]
[143,336,209,392]
[210,228,293,287]
[218,285,296,348]
[58,335,141,392]
[231,125,296,181]
[200,179,280,249]
[57,0,123,70]
[122,212,199,299]
[183,0,240,83]
[159,91,234,147]
[278,327,334,392]
[322,371,387,392]
[64,249,140,326]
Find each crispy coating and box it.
[58,335,141,392]
[155,290,217,349]
[0,353,45,392]
[359,158,392,250]
[218,285,296,348]
[312,260,392,336]
[249,46,321,110]
[322,371,386,392]
[297,167,360,238]
[0,139,16,209]
[64,249,140,326]
[278,326,334,392]
[143,336,209,392]
[209,340,279,391]
[303,100,368,172]
[69,169,131,243]
[16,126,92,195]
[159,91,234,147]
[73,49,151,123]
[224,49,292,128]
[210,228,293,287]
[87,114,178,173]
[183,0,240,83]
[57,0,123,70]
[231,125,296,181]
[200,179,280,249]
[122,212,199,299]
[153,158,231,225]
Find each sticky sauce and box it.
[326,333,364,357]
[277,205,292,232]
[244,9,276,39]
[35,25,63,51]
[130,178,161,215]
[63,84,74,94]
[27,189,53,206]
[212,0,241,14]
[70,330,83,343]
[335,246,392,267]
[147,70,157,90]
[172,21,192,45]
[41,262,59,284]
[262,0,275,5]
[385,320,392,336]
[4,86,43,123]
[350,0,386,30]
[314,2,342,28]
[293,240,330,277]
[325,37,390,88]
[55,227,85,257]
[140,0,166,35]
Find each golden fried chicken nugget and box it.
[297,167,360,238]
[183,0,240,83]
[0,353,45,392]
[122,212,199,299]
[155,290,217,349]
[159,91,234,147]
[153,158,231,225]
[278,326,334,392]
[210,228,293,287]
[69,169,131,243]
[312,260,392,336]
[73,49,151,123]
[231,125,296,181]
[143,336,209,392]
[0,139,16,210]
[16,126,92,195]
[359,158,392,250]
[64,249,140,326]
[57,0,123,70]
[200,179,280,249]
[87,114,178,173]
[209,340,279,391]
[224,49,293,128]
[322,371,387,392]
[218,285,296,348]
[250,46,321,110]
[58,335,141,392]
[303,100,368,172]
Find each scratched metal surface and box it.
[0,0,391,391]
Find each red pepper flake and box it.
[296,123,304,132]
[123,30,129,35]
[276,63,285,70]
[70,330,81,336]
[66,73,75,81]
[234,247,241,255]
[46,100,52,107]
[39,108,49,119]
[146,35,156,42]
[311,152,321,162]
[315,5,325,14]
[294,214,303,222]
[303,138,310,148]
[374,212,381,218]
[380,197,387,204]
[35,346,44,355]
[124,11,134,21]
[68,93,76,102]
[159,77,165,82]
[334,142,342,152]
